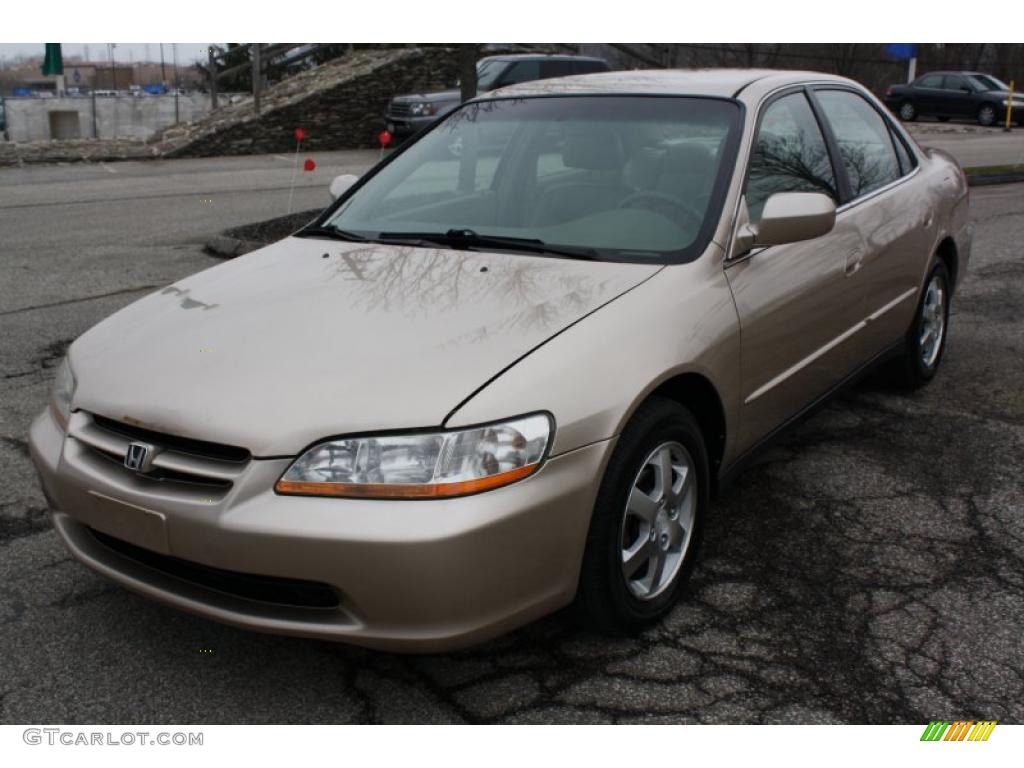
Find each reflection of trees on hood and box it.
[325,244,609,344]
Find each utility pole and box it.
[160,43,167,86]
[251,43,262,114]
[108,43,116,90]
[208,46,218,109]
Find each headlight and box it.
[276,413,552,499]
[50,356,76,429]
[409,102,437,117]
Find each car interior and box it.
[333,103,734,256]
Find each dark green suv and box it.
[385,54,611,140]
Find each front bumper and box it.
[29,408,611,652]
[383,114,434,138]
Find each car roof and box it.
[480,53,607,63]
[489,68,853,99]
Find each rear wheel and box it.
[575,398,708,633]
[978,104,998,126]
[899,101,918,121]
[891,259,951,390]
[937,115,951,122]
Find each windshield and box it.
[968,74,1009,91]
[322,96,741,262]
[475,60,506,91]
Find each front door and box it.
[812,87,933,357]
[725,90,868,454]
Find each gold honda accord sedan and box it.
[30,70,971,651]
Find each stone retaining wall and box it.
[157,47,464,157]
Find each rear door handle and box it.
[844,250,864,277]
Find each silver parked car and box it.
[30,69,970,651]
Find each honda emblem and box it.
[124,442,156,473]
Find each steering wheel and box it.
[617,191,705,230]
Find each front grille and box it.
[70,412,250,497]
[88,528,340,609]
[91,414,249,463]
[388,101,411,117]
[91,448,233,490]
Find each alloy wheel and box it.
[619,441,696,601]
[978,105,997,126]
[920,274,946,369]
[899,102,916,121]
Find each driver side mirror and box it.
[329,173,359,201]
[734,192,836,254]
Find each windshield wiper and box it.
[376,229,602,261]
[294,225,368,242]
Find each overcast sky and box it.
[0,43,206,66]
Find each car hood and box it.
[69,237,660,456]
[391,89,461,105]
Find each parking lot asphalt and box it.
[1,155,1022,724]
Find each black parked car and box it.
[384,54,611,140]
[884,71,1024,126]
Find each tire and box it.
[575,397,709,633]
[898,101,918,122]
[938,116,951,122]
[978,104,998,126]
[891,258,951,390]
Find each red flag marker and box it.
[294,128,306,142]
[378,130,392,149]
[303,158,316,172]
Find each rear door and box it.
[725,89,868,451]
[941,74,975,118]
[810,87,933,359]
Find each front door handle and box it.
[844,250,863,277]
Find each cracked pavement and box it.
[1,156,1022,724]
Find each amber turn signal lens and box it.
[275,463,539,499]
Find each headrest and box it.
[561,126,624,171]
[661,143,715,175]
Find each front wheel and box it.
[978,104,998,126]
[575,398,708,633]
[891,259,951,389]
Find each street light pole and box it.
[108,43,117,90]
[208,46,218,109]
[252,43,262,114]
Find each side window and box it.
[815,90,902,198]
[918,74,944,89]
[890,127,914,176]
[745,92,838,221]
[943,75,967,91]
[499,60,541,87]
[540,60,575,79]
[573,60,608,75]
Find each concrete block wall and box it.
[3,94,226,142]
